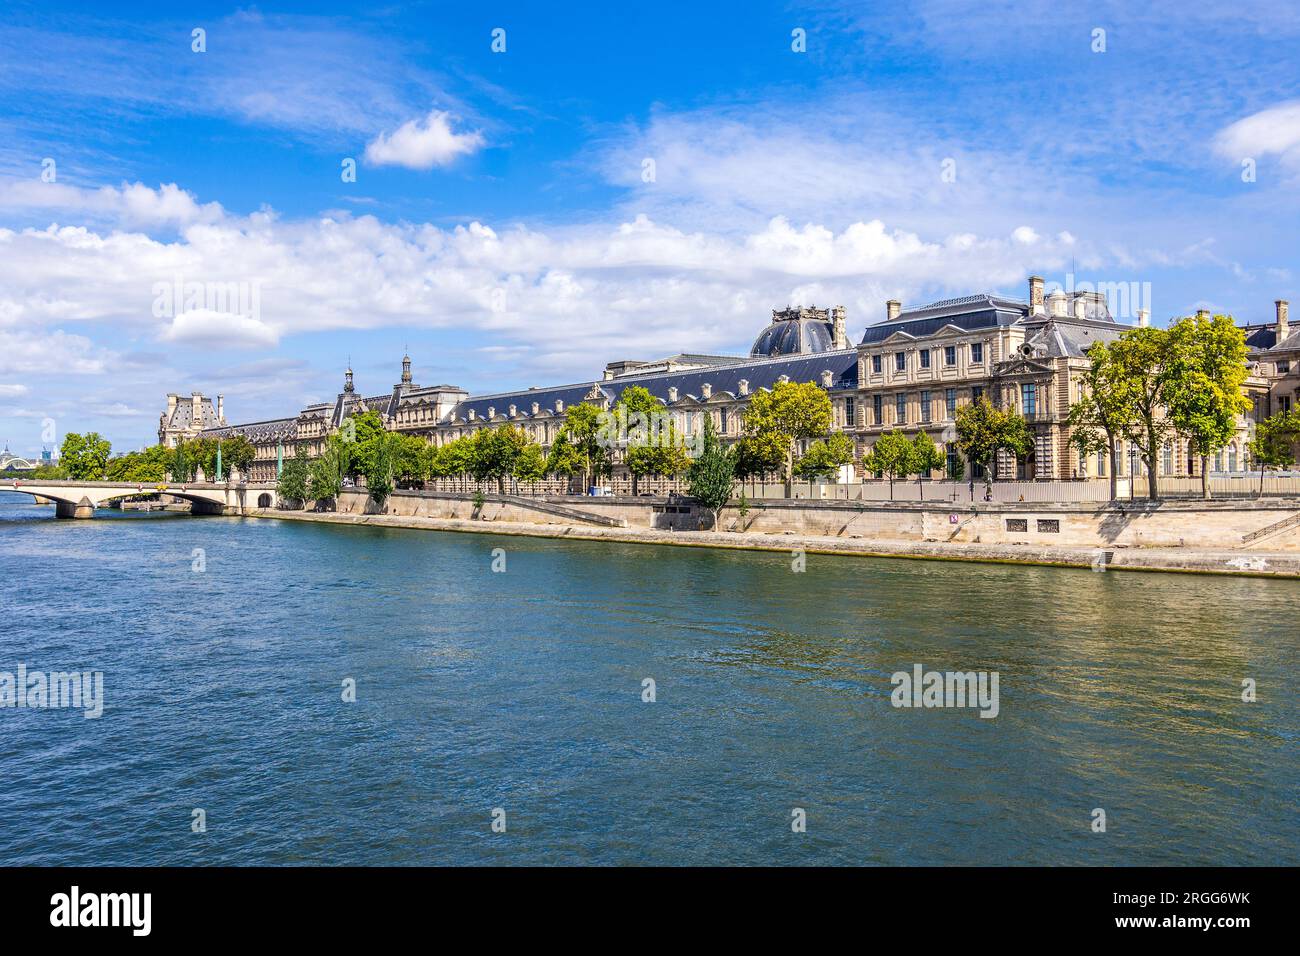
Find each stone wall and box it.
[321,490,1300,551]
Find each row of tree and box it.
[42,432,258,484]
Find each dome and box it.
[750,307,838,357]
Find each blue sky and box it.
[1,0,1298,455]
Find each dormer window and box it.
[701,383,712,399]
[738,379,749,396]
[820,370,833,387]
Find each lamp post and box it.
[1129,447,1137,501]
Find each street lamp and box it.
[1129,447,1137,501]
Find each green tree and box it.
[909,430,945,499]
[1166,313,1251,498]
[513,441,549,490]
[470,424,530,493]
[309,436,349,505]
[59,432,112,480]
[1247,409,1300,496]
[362,432,405,506]
[741,380,832,497]
[106,445,169,483]
[1067,341,1132,499]
[861,429,912,500]
[687,416,735,530]
[545,433,586,492]
[627,418,692,494]
[1107,326,1177,500]
[221,435,257,479]
[277,446,311,507]
[168,441,195,482]
[954,397,1031,489]
[390,434,429,487]
[616,386,665,495]
[794,431,855,480]
[556,403,610,493]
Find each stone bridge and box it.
[0,479,279,518]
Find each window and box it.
[1279,361,1291,373]
[920,350,931,369]
[895,393,906,424]
[1078,451,1087,476]
[1005,519,1028,532]
[1037,519,1060,533]
[1228,446,1238,472]
[971,342,984,364]
[944,345,957,367]
[844,397,856,427]
[720,407,729,434]
[972,385,984,402]
[1021,383,1036,416]
[1162,443,1172,475]
[945,388,957,418]
[873,394,883,425]
[1282,396,1293,413]
[946,450,961,479]
[1097,450,1107,476]
[895,352,906,372]
[871,354,882,374]
[920,390,932,423]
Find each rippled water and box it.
[0,490,1296,865]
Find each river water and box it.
[0,491,1295,865]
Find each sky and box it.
[1,0,1299,456]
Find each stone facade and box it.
[159,392,226,448]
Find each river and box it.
[0,491,1295,865]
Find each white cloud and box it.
[0,383,29,398]
[364,111,485,170]
[159,309,280,349]
[0,180,224,228]
[1012,226,1040,245]
[1214,100,1300,169]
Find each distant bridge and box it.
[0,479,279,518]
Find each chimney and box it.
[217,394,224,421]
[886,299,901,322]
[831,305,848,349]
[166,394,177,417]
[1029,276,1045,315]
[1137,309,1150,328]
[531,402,540,415]
[1277,299,1290,341]
[1196,308,1211,321]
[191,392,202,424]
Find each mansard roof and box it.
[448,348,859,423]
[202,417,297,443]
[860,294,1026,345]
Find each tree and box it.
[1068,341,1132,499]
[741,380,832,497]
[616,386,665,495]
[954,397,1031,489]
[470,424,530,493]
[1166,314,1251,499]
[362,432,404,506]
[627,417,692,495]
[341,410,386,479]
[861,429,912,500]
[545,433,586,492]
[513,441,548,490]
[909,431,945,499]
[1247,409,1300,496]
[309,436,348,505]
[1107,326,1177,500]
[794,431,855,480]
[277,446,311,507]
[105,445,169,482]
[60,432,111,480]
[221,435,257,479]
[391,434,429,487]
[687,416,735,530]
[556,403,609,493]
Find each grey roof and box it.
[163,396,221,431]
[203,417,297,443]
[1243,323,1300,353]
[1022,317,1124,358]
[448,348,860,423]
[861,295,1026,345]
[750,318,836,357]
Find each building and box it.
[159,392,226,448]
[186,275,1277,486]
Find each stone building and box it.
[186,276,1278,486]
[159,392,226,448]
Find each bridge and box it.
[0,479,279,518]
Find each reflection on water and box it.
[0,491,1295,865]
